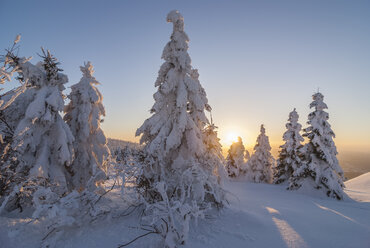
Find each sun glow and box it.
[225,132,240,146]
[218,126,251,152]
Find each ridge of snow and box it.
[345,172,370,202]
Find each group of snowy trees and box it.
[0,11,227,247]
[275,93,345,200]
[225,93,345,200]
[225,125,274,183]
[0,37,110,214]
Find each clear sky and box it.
[1,0,370,155]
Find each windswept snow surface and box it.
[1,175,369,248]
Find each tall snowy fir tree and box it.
[246,125,274,183]
[274,109,304,185]
[0,49,74,212]
[225,136,245,178]
[64,62,110,191]
[289,92,345,200]
[135,10,224,246]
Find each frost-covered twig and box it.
[0,35,31,110]
[0,79,28,111]
[117,230,159,248]
[95,178,116,204]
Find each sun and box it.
[225,132,239,145]
[219,126,249,148]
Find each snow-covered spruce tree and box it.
[203,122,227,183]
[274,109,304,185]
[245,149,250,161]
[0,41,60,209]
[135,10,224,247]
[64,62,109,191]
[0,49,74,212]
[225,137,245,178]
[288,92,345,200]
[246,125,274,183]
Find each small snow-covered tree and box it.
[225,137,245,178]
[135,10,224,246]
[246,125,274,183]
[245,149,250,161]
[64,62,110,191]
[0,49,74,212]
[203,123,227,182]
[274,109,304,184]
[288,92,345,200]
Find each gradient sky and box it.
[1,0,370,155]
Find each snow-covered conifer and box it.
[0,47,69,211]
[274,109,304,184]
[135,10,224,246]
[288,92,345,200]
[245,149,250,161]
[203,123,227,182]
[6,49,74,201]
[64,62,109,191]
[225,137,245,178]
[246,125,274,183]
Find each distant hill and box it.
[107,138,140,153]
[338,151,370,179]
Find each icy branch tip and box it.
[14,34,21,44]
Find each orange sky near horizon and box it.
[103,119,370,158]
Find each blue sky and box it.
[1,0,370,153]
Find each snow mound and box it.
[345,172,370,202]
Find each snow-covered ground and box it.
[1,173,369,248]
